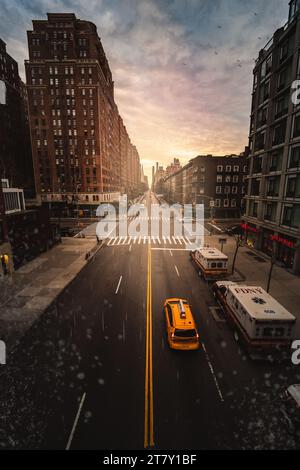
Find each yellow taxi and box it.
[163,298,200,350]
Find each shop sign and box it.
[270,234,296,249]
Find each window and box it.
[231,199,236,207]
[232,186,238,194]
[217,165,223,172]
[233,175,239,182]
[233,165,239,172]
[264,202,277,222]
[273,119,286,145]
[225,186,230,194]
[223,199,229,207]
[214,199,221,207]
[261,55,272,78]
[275,93,289,118]
[267,176,280,197]
[225,175,231,182]
[277,63,292,90]
[251,178,261,196]
[225,165,231,172]
[293,114,300,138]
[253,155,263,173]
[255,131,266,151]
[259,80,270,104]
[216,186,222,194]
[289,146,300,168]
[286,175,300,198]
[282,204,300,228]
[268,149,283,172]
[249,200,258,217]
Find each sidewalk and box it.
[205,234,300,337]
[0,236,98,350]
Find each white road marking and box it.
[167,236,172,244]
[129,245,132,252]
[157,237,161,245]
[138,236,142,245]
[66,392,86,450]
[152,236,156,245]
[122,237,128,245]
[174,265,180,277]
[117,237,123,245]
[208,223,223,232]
[107,237,114,246]
[176,237,183,245]
[143,236,147,244]
[115,275,123,294]
[112,237,118,246]
[169,250,173,257]
[202,342,224,402]
[172,236,177,245]
[151,247,190,251]
[163,236,166,244]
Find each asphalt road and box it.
[0,192,299,450]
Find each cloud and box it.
[0,0,289,182]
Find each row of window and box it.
[214,199,237,208]
[216,164,247,173]
[248,200,300,229]
[251,145,300,174]
[216,186,242,195]
[250,174,300,199]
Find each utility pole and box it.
[231,234,242,275]
[267,251,276,293]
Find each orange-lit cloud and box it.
[0,0,288,182]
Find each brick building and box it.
[25,13,141,210]
[161,152,248,219]
[0,39,35,197]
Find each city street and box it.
[0,192,299,450]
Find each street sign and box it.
[219,237,227,253]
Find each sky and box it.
[0,0,289,182]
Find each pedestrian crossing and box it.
[105,235,197,247]
[124,216,175,222]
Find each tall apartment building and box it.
[161,153,247,219]
[0,39,35,197]
[25,13,141,210]
[244,0,300,273]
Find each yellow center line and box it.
[144,242,154,448]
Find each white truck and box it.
[190,247,228,281]
[212,282,296,355]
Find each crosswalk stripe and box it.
[176,237,182,245]
[107,237,114,246]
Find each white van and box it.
[190,247,228,281]
[212,282,296,354]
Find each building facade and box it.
[244,0,300,273]
[161,153,247,219]
[25,13,141,209]
[0,39,35,197]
